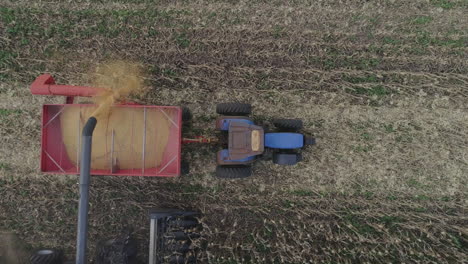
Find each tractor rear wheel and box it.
[30,249,63,264]
[216,165,252,178]
[216,103,251,116]
[273,119,303,131]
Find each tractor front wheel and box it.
[216,165,252,178]
[272,152,302,166]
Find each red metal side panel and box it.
[40,104,182,177]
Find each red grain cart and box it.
[31,74,183,177]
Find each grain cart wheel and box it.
[30,249,63,264]
[181,161,190,175]
[273,119,303,131]
[216,165,252,178]
[216,103,251,116]
[272,152,302,166]
[182,107,193,136]
[182,106,192,122]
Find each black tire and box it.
[216,103,251,116]
[181,161,190,175]
[272,153,301,166]
[273,119,303,131]
[182,107,192,136]
[182,107,192,122]
[296,152,303,162]
[30,249,63,264]
[304,136,316,146]
[216,165,252,178]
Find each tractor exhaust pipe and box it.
[76,117,97,264]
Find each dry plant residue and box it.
[91,60,144,120]
[60,61,172,170]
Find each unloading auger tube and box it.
[76,117,97,264]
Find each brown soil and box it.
[0,0,466,263]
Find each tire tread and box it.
[216,166,252,178]
[216,103,251,116]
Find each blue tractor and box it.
[215,103,315,178]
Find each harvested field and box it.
[0,0,467,263]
